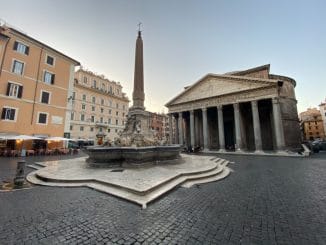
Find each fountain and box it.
[26,27,230,209]
[84,29,181,167]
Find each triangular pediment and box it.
[166,74,276,106]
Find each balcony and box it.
[95,121,108,127]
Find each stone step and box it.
[26,157,232,209]
[181,160,229,187]
[34,158,223,197]
[27,164,43,170]
[182,167,230,188]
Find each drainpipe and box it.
[31,47,44,124]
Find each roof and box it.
[5,27,80,65]
[165,72,278,107]
[226,64,270,76]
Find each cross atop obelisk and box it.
[132,23,145,110]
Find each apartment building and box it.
[149,112,169,140]
[299,108,325,141]
[319,99,326,137]
[0,25,79,138]
[71,69,129,143]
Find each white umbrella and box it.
[3,135,41,157]
[5,135,41,140]
[45,137,70,141]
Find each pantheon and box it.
[166,64,301,153]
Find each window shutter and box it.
[1,108,6,119]
[6,83,11,96]
[10,109,15,120]
[13,41,18,51]
[18,86,23,98]
[25,46,29,55]
[51,74,55,84]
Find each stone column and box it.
[272,98,285,151]
[251,100,263,152]
[168,114,173,144]
[190,110,195,149]
[217,105,225,151]
[233,103,242,151]
[202,108,209,151]
[178,112,183,145]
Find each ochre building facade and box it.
[300,108,325,141]
[166,65,301,152]
[0,25,79,138]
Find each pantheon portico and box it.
[166,65,301,153]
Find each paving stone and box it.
[0,153,326,244]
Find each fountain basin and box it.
[84,145,182,167]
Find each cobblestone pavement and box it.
[0,152,326,244]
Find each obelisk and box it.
[132,30,145,111]
[121,26,153,140]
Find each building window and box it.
[101,99,104,105]
[82,104,86,110]
[116,111,118,116]
[102,83,106,90]
[123,105,125,110]
[13,41,29,55]
[109,100,112,107]
[308,126,311,130]
[99,127,103,132]
[6,82,23,98]
[44,71,55,84]
[100,117,103,123]
[71,112,74,120]
[315,122,318,125]
[92,96,96,104]
[38,113,48,124]
[90,127,94,132]
[83,76,87,84]
[70,125,73,131]
[109,86,112,93]
[108,118,111,124]
[12,60,24,75]
[101,108,104,113]
[316,126,319,130]
[81,114,85,121]
[122,113,125,117]
[108,129,110,133]
[116,103,119,109]
[1,107,17,121]
[116,119,118,125]
[40,91,50,104]
[82,94,86,101]
[80,126,84,131]
[93,80,97,88]
[72,92,76,100]
[91,116,95,123]
[109,109,111,115]
[46,55,55,66]
[92,106,95,112]
[115,129,118,133]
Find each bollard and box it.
[14,160,26,187]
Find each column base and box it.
[254,149,264,154]
[275,150,288,156]
[218,148,226,153]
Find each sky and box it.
[1,0,325,113]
